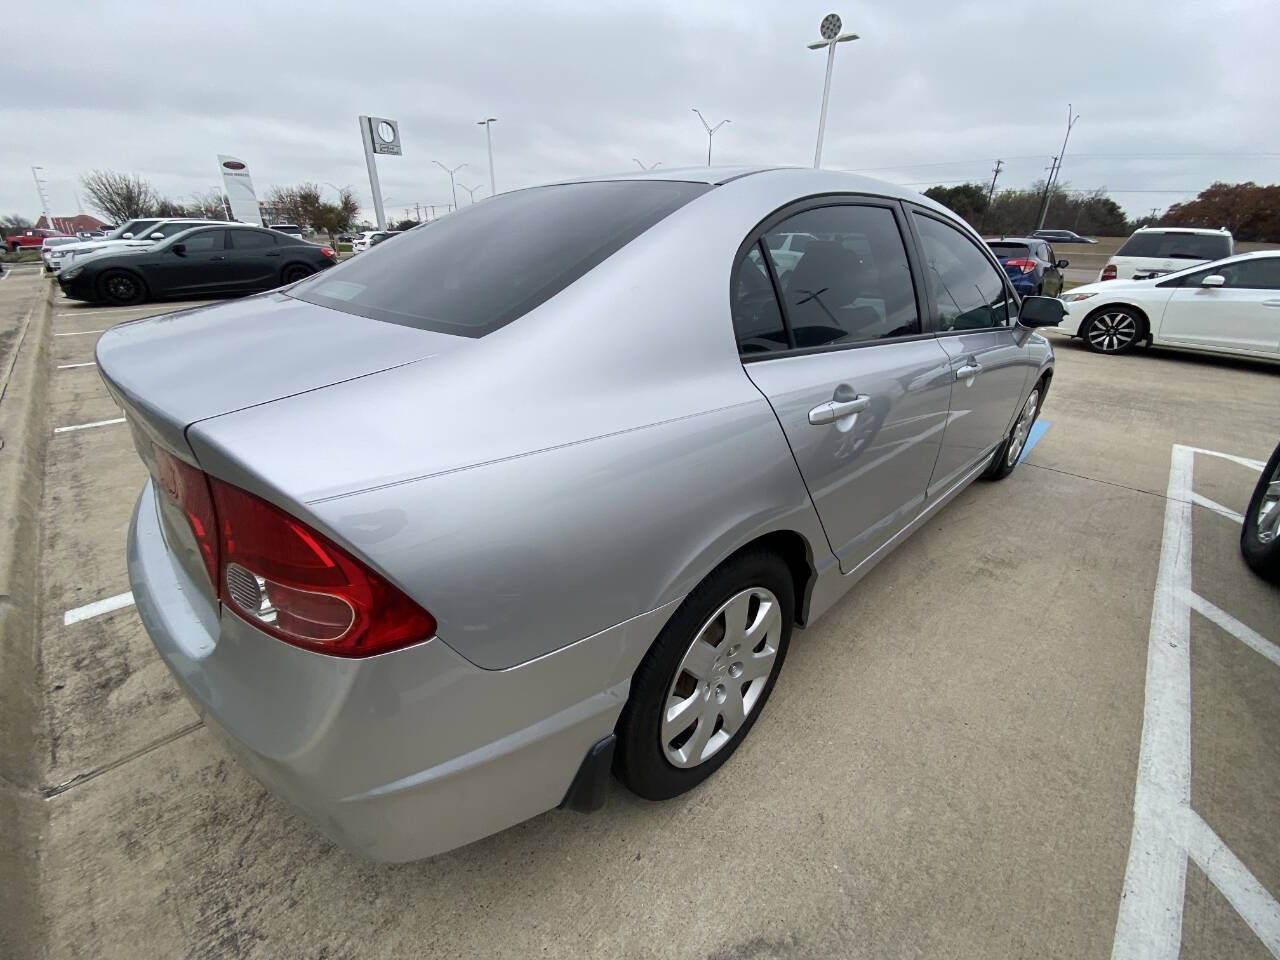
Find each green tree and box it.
[307,188,361,247]
[392,218,418,231]
[923,183,988,227]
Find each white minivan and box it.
[1100,226,1233,282]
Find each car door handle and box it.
[210,255,226,261]
[1264,299,1280,309]
[808,396,870,425]
[955,362,982,380]
[265,251,281,257]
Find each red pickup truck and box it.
[6,228,68,252]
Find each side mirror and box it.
[172,243,187,256]
[149,232,165,240]
[1056,259,1070,268]
[1200,274,1225,288]
[1017,295,1066,328]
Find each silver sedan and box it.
[97,167,1059,861]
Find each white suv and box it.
[58,218,222,272]
[1100,226,1234,282]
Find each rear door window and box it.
[759,204,920,348]
[291,180,708,337]
[230,230,277,250]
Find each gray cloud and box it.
[4,0,1277,223]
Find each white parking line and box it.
[1111,444,1280,959]
[57,362,97,370]
[53,417,125,434]
[53,329,105,337]
[63,591,135,625]
[1189,492,1245,525]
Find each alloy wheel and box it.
[106,274,137,301]
[1006,389,1040,467]
[662,586,782,769]
[1088,311,1137,352]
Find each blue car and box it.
[986,237,1067,297]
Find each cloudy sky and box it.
[4,0,1277,226]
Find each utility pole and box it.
[1037,104,1080,231]
[980,159,1003,232]
[476,118,497,196]
[1033,156,1058,233]
[1149,207,1159,223]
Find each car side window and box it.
[759,204,919,349]
[1213,258,1280,290]
[1042,244,1054,263]
[913,213,1011,331]
[179,230,224,252]
[231,230,277,250]
[731,245,788,355]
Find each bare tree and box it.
[186,190,229,220]
[80,170,158,223]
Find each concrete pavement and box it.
[4,282,1279,958]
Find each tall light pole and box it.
[31,166,54,231]
[433,160,466,211]
[1036,104,1081,231]
[458,183,483,204]
[692,109,730,166]
[807,14,859,168]
[633,158,661,170]
[476,118,497,196]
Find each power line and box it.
[846,151,1280,174]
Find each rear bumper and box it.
[127,481,674,861]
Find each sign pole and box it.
[359,116,387,230]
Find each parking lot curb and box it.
[0,277,54,960]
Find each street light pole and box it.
[691,109,730,166]
[807,14,859,168]
[1037,104,1080,231]
[31,166,54,232]
[433,160,466,211]
[458,183,483,204]
[476,118,497,196]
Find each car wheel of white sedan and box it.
[615,551,794,800]
[1083,307,1143,355]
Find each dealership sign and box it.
[366,117,402,156]
[217,154,262,225]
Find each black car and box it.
[985,236,1068,297]
[58,225,337,306]
[1031,229,1097,245]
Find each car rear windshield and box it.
[289,180,709,337]
[1116,232,1232,260]
[987,242,1031,259]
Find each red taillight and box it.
[1006,258,1037,275]
[152,446,435,657]
[320,246,335,259]
[1101,263,1117,281]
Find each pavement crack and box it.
[42,720,204,799]
[1023,461,1170,500]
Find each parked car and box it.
[268,223,305,238]
[57,218,226,273]
[59,223,337,305]
[1099,226,1234,282]
[76,229,109,241]
[1241,439,1280,583]
[986,237,1067,296]
[95,167,1060,862]
[6,227,68,252]
[40,236,81,273]
[351,229,403,252]
[1031,229,1096,245]
[55,218,167,270]
[1055,250,1280,357]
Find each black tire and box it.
[615,550,795,801]
[281,263,315,284]
[96,269,146,306]
[1240,441,1280,584]
[1083,306,1143,354]
[984,379,1045,481]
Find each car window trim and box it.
[904,203,1019,336]
[729,193,929,362]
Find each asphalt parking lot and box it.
[4,267,1278,959]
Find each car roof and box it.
[1133,226,1232,235]
[985,236,1040,243]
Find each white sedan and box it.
[1053,251,1280,359]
